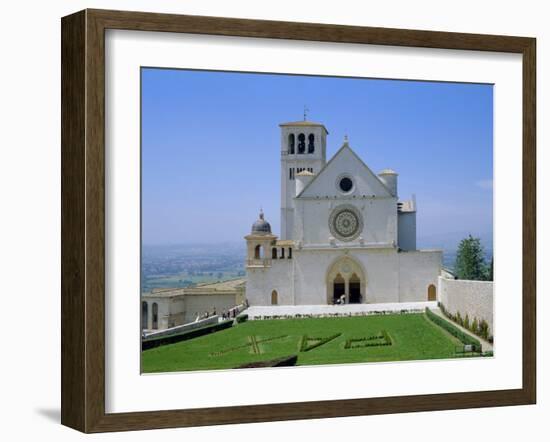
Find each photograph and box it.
[0,0,542,438]
[139,68,495,373]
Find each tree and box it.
[486,257,494,281]
[454,235,487,281]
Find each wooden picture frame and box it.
[61,8,536,433]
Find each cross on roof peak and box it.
[303,105,309,121]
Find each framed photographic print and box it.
[61,9,536,433]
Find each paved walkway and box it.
[430,307,493,352]
[243,301,438,319]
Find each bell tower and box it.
[279,119,328,239]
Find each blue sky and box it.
[141,68,493,246]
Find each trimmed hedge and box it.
[299,333,341,352]
[142,320,233,350]
[234,355,298,369]
[425,308,481,351]
[236,314,248,324]
[344,330,392,349]
[210,335,288,357]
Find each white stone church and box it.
[245,119,443,306]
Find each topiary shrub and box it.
[299,333,341,352]
[210,335,287,357]
[463,314,470,330]
[471,317,479,335]
[456,311,463,327]
[479,319,490,340]
[344,330,392,349]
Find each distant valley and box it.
[142,232,493,292]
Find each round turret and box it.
[251,210,272,235]
[378,168,398,197]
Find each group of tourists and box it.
[194,300,249,322]
[194,309,216,322]
[333,294,363,305]
[221,309,237,320]
[335,294,347,305]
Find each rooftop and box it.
[195,278,246,290]
[398,199,416,213]
[279,120,329,133]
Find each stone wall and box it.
[247,247,443,306]
[398,250,442,302]
[144,315,219,339]
[246,258,293,306]
[184,293,238,324]
[438,276,494,335]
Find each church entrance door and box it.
[333,273,345,303]
[349,282,361,303]
[333,282,345,303]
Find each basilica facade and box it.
[245,120,443,306]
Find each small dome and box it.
[379,168,398,175]
[251,210,271,234]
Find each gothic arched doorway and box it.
[326,256,366,304]
[271,290,278,305]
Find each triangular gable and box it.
[297,144,393,198]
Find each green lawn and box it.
[141,313,469,373]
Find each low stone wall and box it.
[438,276,494,335]
[143,315,219,339]
[244,301,437,320]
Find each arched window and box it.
[272,247,277,259]
[428,284,437,301]
[141,301,148,330]
[297,133,306,153]
[254,245,262,259]
[308,133,315,153]
[271,290,278,305]
[280,248,285,259]
[288,134,295,154]
[288,248,292,259]
[152,303,158,330]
